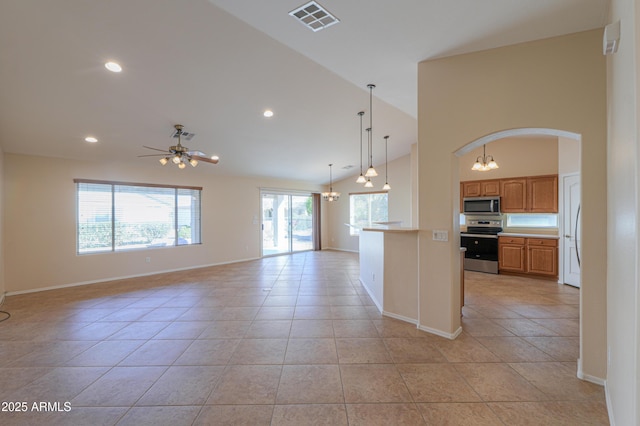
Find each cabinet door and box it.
[462,181,482,197]
[501,179,527,212]
[498,238,526,272]
[527,245,558,276]
[528,175,558,213]
[481,180,500,196]
[526,238,558,277]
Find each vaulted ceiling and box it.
[0,0,608,183]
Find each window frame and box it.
[75,179,203,255]
[348,191,389,236]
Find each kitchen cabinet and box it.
[500,178,527,212]
[498,236,526,272]
[527,238,558,277]
[498,236,558,278]
[528,175,558,213]
[462,180,500,197]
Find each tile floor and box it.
[0,251,608,425]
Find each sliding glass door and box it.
[261,191,313,256]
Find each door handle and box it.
[564,234,571,238]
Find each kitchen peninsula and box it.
[358,225,419,324]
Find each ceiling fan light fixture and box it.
[159,157,169,166]
[178,161,186,169]
[189,158,198,167]
[172,155,181,164]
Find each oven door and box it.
[461,234,499,261]
[460,234,499,273]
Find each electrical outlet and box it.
[432,230,448,241]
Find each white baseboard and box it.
[382,311,418,325]
[576,357,606,386]
[418,324,463,340]
[359,278,383,312]
[323,247,359,253]
[5,256,261,297]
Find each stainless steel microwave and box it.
[462,197,500,214]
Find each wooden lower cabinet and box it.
[499,236,558,279]
[498,237,526,272]
[527,238,558,277]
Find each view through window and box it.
[76,180,201,254]
[349,192,388,235]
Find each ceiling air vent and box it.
[289,1,340,32]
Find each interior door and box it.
[261,191,313,256]
[562,174,581,287]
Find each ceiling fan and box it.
[139,124,219,169]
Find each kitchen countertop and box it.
[498,232,559,239]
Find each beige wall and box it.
[459,136,558,181]
[418,30,607,378]
[0,148,4,300]
[325,154,413,252]
[558,136,581,175]
[605,0,639,424]
[4,154,324,294]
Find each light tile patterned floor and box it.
[0,251,608,425]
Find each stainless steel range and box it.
[460,217,503,274]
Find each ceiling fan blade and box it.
[143,145,170,153]
[186,150,206,156]
[138,154,169,158]
[191,155,219,164]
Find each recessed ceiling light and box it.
[263,110,274,118]
[84,136,98,143]
[104,61,122,73]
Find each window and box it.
[349,192,388,236]
[76,180,202,254]
[506,213,558,228]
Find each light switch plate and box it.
[432,230,448,241]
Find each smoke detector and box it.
[289,1,340,32]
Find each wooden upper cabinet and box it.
[461,174,557,213]
[481,180,500,196]
[500,178,527,212]
[462,180,500,198]
[462,181,482,197]
[528,175,558,213]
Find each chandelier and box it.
[472,144,499,171]
[322,164,340,201]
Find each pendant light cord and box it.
[358,111,364,174]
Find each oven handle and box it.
[461,234,498,239]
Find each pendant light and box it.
[322,164,340,201]
[364,84,378,178]
[356,111,366,184]
[364,128,374,187]
[471,144,499,171]
[382,135,391,190]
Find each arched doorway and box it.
[454,127,591,379]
